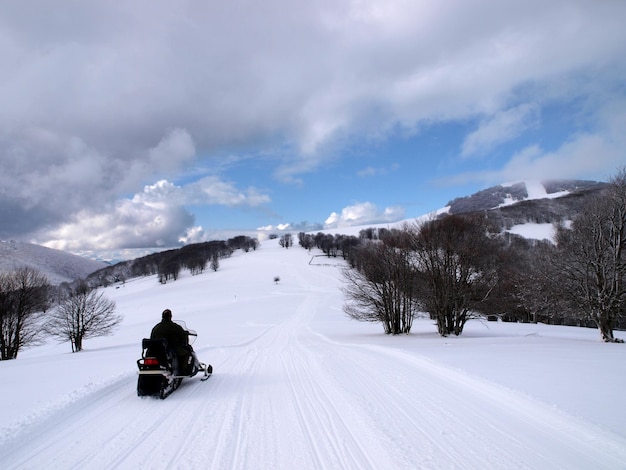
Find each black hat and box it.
[162,309,172,320]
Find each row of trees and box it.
[279,233,293,248]
[340,170,626,342]
[88,236,258,287]
[0,268,120,359]
[298,232,361,259]
[342,215,501,336]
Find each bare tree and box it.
[298,232,315,250]
[411,215,501,336]
[45,286,121,352]
[506,239,561,324]
[343,233,418,334]
[210,253,220,272]
[279,233,293,248]
[186,254,208,275]
[0,267,50,360]
[158,251,182,283]
[553,170,626,342]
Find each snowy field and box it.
[1,238,626,469]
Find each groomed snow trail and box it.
[2,247,626,469]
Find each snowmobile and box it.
[137,322,212,399]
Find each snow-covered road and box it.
[2,242,626,469]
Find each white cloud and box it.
[39,177,271,251]
[186,176,271,207]
[41,198,195,252]
[357,163,400,177]
[147,128,196,173]
[462,104,539,157]
[446,97,626,186]
[257,224,292,232]
[502,135,621,182]
[324,202,405,229]
[179,225,207,246]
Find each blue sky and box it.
[0,1,625,258]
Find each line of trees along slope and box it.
[335,170,626,341]
[87,236,258,287]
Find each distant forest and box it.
[86,235,258,286]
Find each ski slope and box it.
[1,240,626,469]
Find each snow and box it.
[2,239,626,469]
[507,222,557,242]
[503,181,576,242]
[525,181,569,200]
[0,240,107,285]
[499,181,571,208]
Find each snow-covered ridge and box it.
[0,240,106,284]
[448,179,604,214]
[499,180,570,207]
[323,180,602,242]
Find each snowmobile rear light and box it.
[144,357,159,366]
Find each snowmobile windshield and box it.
[174,320,198,344]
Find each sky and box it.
[1,1,625,258]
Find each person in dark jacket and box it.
[151,309,192,374]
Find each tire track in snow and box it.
[280,337,385,469]
[0,373,147,468]
[281,261,626,468]
[186,282,394,470]
[213,347,261,469]
[276,289,395,470]
[196,337,276,469]
[310,340,522,468]
[307,331,626,469]
[0,369,218,469]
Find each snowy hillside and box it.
[0,240,106,285]
[321,180,605,245]
[1,238,625,469]
[447,179,605,214]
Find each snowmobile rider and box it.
[151,309,193,374]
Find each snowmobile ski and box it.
[201,364,213,381]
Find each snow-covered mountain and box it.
[439,179,606,243]
[447,179,606,215]
[323,179,606,244]
[0,240,107,285]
